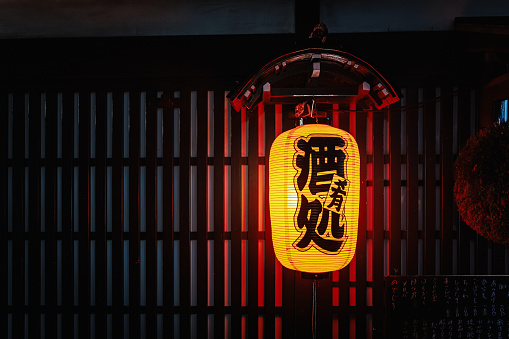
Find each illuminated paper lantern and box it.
[269,124,360,273]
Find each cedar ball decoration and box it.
[454,121,509,244]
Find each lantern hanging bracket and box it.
[301,272,330,279]
[301,272,330,339]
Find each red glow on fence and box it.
[241,165,247,232]
[333,103,339,128]
[241,107,247,156]
[258,239,264,306]
[259,167,264,232]
[241,239,247,307]
[275,260,282,307]
[350,287,356,306]
[350,102,357,139]
[333,287,339,307]
[258,103,265,156]
[224,242,230,306]
[275,316,282,339]
[350,254,357,281]
[332,270,339,282]
[273,103,283,308]
[275,104,282,136]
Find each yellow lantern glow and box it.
[269,124,360,273]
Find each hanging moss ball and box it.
[454,121,509,244]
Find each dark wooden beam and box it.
[455,16,509,35]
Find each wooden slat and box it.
[44,92,58,339]
[372,110,384,337]
[355,111,368,337]
[129,91,141,338]
[0,92,6,339]
[248,105,259,338]
[213,91,225,339]
[281,108,295,338]
[423,88,436,275]
[196,91,208,338]
[440,87,454,275]
[61,91,75,339]
[339,107,350,339]
[332,104,339,128]
[94,91,107,338]
[78,91,91,339]
[111,91,125,337]
[457,87,473,275]
[263,103,275,339]
[145,91,158,338]
[12,92,25,339]
[389,102,402,276]
[28,91,41,338]
[405,88,419,275]
[230,104,242,339]
[179,90,191,339]
[162,91,174,338]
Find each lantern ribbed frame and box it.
[269,124,360,273]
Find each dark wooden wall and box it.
[2,32,509,339]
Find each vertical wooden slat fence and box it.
[111,90,125,338]
[405,88,419,277]
[440,87,454,275]
[162,91,175,339]
[78,91,91,339]
[95,90,108,338]
[4,84,509,339]
[61,91,74,339]
[264,103,276,339]
[247,105,259,338]
[12,92,26,339]
[389,100,402,278]
[28,92,41,338]
[0,92,7,339]
[44,92,58,339]
[178,90,191,339]
[213,91,225,339]
[355,109,368,338]
[230,103,242,339]
[196,90,208,338]
[281,109,296,339]
[146,90,158,338]
[423,87,436,276]
[128,91,141,338]
[337,109,350,339]
[372,109,385,336]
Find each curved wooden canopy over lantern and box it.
[227,47,399,112]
